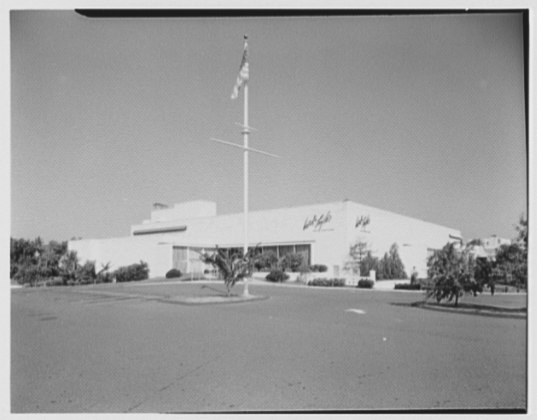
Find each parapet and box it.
[149,200,217,222]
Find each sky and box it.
[9,10,527,242]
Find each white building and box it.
[69,199,462,279]
[481,235,512,259]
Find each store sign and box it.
[355,215,370,231]
[303,211,332,232]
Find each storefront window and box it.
[262,246,278,258]
[278,245,294,258]
[295,244,311,265]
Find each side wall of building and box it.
[69,236,172,278]
[344,201,461,278]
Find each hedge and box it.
[394,283,421,290]
[266,270,290,283]
[310,264,328,273]
[308,278,345,287]
[165,268,182,279]
[113,261,149,283]
[357,279,374,289]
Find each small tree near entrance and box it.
[200,247,256,296]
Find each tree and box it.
[39,240,68,278]
[360,251,379,278]
[486,215,528,291]
[377,243,407,280]
[76,261,97,284]
[200,246,257,296]
[474,257,495,295]
[515,215,528,250]
[10,237,44,280]
[426,242,481,306]
[11,237,47,286]
[96,262,112,283]
[59,250,80,285]
[494,243,527,290]
[345,241,369,276]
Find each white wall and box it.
[69,236,172,278]
[344,201,461,277]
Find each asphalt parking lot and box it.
[11,281,527,413]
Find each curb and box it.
[40,287,270,306]
[415,302,527,319]
[159,295,270,305]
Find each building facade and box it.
[481,235,512,259]
[69,200,462,279]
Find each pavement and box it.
[11,280,527,413]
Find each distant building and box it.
[69,200,462,279]
[481,235,512,259]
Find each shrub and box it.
[394,283,421,290]
[166,268,182,279]
[310,264,328,273]
[265,270,289,283]
[357,279,374,289]
[308,278,345,287]
[113,261,149,283]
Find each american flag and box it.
[231,37,249,100]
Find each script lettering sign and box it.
[303,211,333,232]
[355,215,371,231]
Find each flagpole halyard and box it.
[243,81,250,296]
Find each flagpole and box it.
[242,78,250,296]
[215,34,281,296]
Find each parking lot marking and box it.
[345,308,366,315]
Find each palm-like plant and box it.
[200,246,258,296]
[59,250,80,285]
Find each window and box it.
[278,245,294,258]
[217,243,311,266]
[262,246,278,258]
[295,244,311,265]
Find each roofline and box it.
[130,199,461,235]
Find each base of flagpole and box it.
[242,279,250,297]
